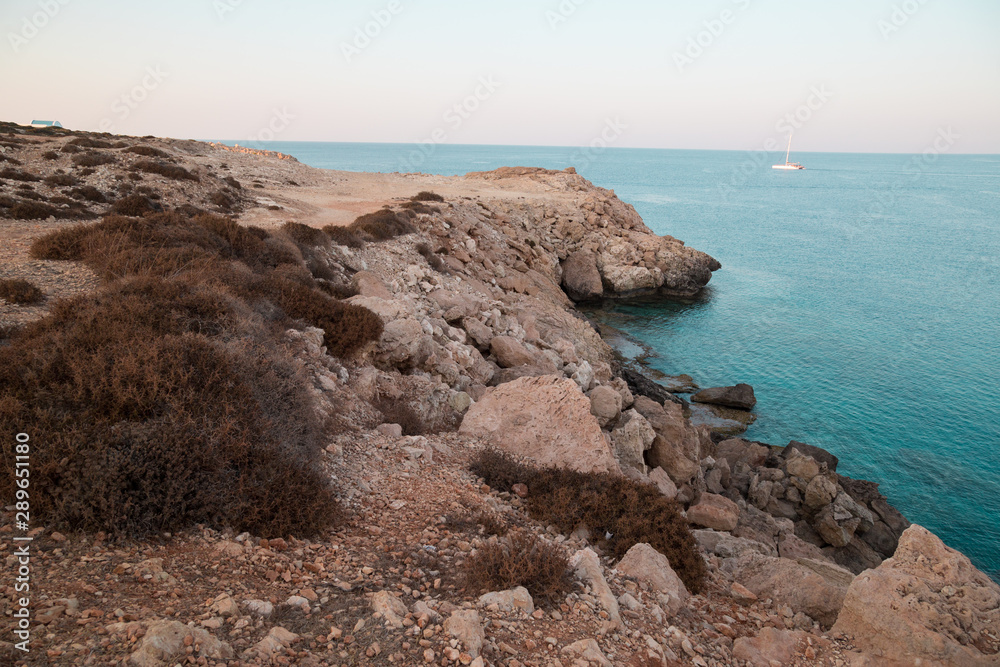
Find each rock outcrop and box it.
[833,525,1000,666]
[459,375,619,473]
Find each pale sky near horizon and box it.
[1,0,998,153]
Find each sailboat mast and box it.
[785,134,792,164]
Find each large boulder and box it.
[128,621,233,666]
[691,384,756,410]
[443,610,485,658]
[633,396,709,486]
[561,250,603,302]
[610,409,655,475]
[588,385,622,428]
[615,543,689,615]
[687,493,740,532]
[722,553,853,628]
[489,336,540,368]
[732,628,824,667]
[459,375,619,474]
[832,525,1000,666]
[783,440,839,472]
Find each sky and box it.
[1,0,998,153]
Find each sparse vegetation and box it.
[72,152,115,168]
[125,145,169,158]
[412,191,445,202]
[42,150,60,161]
[0,167,42,182]
[69,136,114,149]
[44,173,79,187]
[348,208,416,242]
[470,448,707,593]
[0,278,44,305]
[464,531,571,605]
[283,221,330,248]
[9,200,59,220]
[111,194,161,217]
[132,159,199,182]
[322,225,364,249]
[69,186,107,203]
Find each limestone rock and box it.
[648,466,678,499]
[693,529,773,559]
[784,440,839,472]
[443,609,485,657]
[610,409,655,474]
[687,493,740,532]
[588,384,623,428]
[691,383,757,410]
[562,638,612,667]
[128,621,233,666]
[615,543,689,615]
[253,627,297,661]
[490,336,538,368]
[561,250,603,302]
[635,396,708,486]
[350,270,392,298]
[569,548,623,633]
[371,591,408,628]
[459,375,619,474]
[732,628,818,667]
[832,525,1000,666]
[477,586,534,615]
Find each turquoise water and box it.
[228,141,1000,580]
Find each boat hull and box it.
[772,164,805,170]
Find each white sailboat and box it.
[773,134,805,170]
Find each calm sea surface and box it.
[226,141,1000,580]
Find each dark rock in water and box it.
[688,402,756,437]
[659,374,699,393]
[620,367,684,407]
[560,250,603,302]
[691,383,757,410]
[784,440,839,472]
[824,536,883,575]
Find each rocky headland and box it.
[1,123,998,666]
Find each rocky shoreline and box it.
[1,124,998,666]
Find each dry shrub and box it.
[264,277,383,357]
[0,277,340,538]
[374,397,426,436]
[470,449,707,593]
[401,201,440,215]
[110,194,162,217]
[125,145,168,158]
[283,221,330,248]
[9,200,59,220]
[73,152,115,168]
[69,186,107,203]
[132,160,199,182]
[44,173,79,187]
[1,167,42,182]
[60,143,81,154]
[0,279,44,305]
[349,208,415,242]
[412,191,445,202]
[322,225,364,249]
[42,150,60,161]
[464,531,571,605]
[69,136,113,149]
[209,190,234,210]
[416,242,447,273]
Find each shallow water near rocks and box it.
[236,141,1000,581]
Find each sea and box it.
[223,140,1000,581]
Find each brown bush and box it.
[401,201,440,215]
[322,225,364,249]
[78,167,95,176]
[209,190,234,210]
[0,278,341,538]
[9,200,59,220]
[69,136,113,149]
[264,277,383,357]
[348,208,415,242]
[464,531,571,605]
[412,191,445,202]
[44,173,79,187]
[282,221,330,248]
[0,167,42,182]
[42,150,60,161]
[60,143,81,154]
[69,186,106,203]
[374,397,426,436]
[124,145,169,158]
[0,279,44,305]
[469,449,707,593]
[72,152,115,168]
[110,194,163,217]
[132,160,199,182]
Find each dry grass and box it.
[470,448,707,593]
[0,278,44,305]
[348,208,416,242]
[72,152,115,168]
[464,531,571,605]
[132,159,199,182]
[322,225,364,249]
[411,191,445,202]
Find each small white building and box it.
[29,120,63,128]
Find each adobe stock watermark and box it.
[213,0,245,20]
[242,107,296,150]
[673,0,752,74]
[546,0,588,31]
[568,117,628,172]
[7,0,72,53]
[397,76,502,173]
[341,1,403,63]
[718,85,834,199]
[97,66,169,134]
[878,0,930,39]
